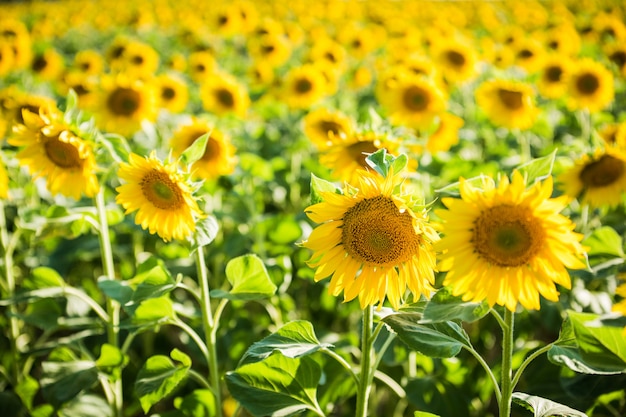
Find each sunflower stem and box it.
[0,200,21,386]
[94,189,123,417]
[499,309,515,417]
[355,305,374,417]
[195,245,222,417]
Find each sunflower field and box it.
[1,0,626,416]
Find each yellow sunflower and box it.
[199,71,250,118]
[605,43,626,77]
[187,51,218,84]
[512,37,545,74]
[302,167,439,310]
[280,64,328,110]
[247,34,292,69]
[303,107,354,150]
[426,112,464,153]
[169,118,237,180]
[565,59,614,113]
[436,171,587,311]
[613,283,626,316]
[155,73,189,114]
[30,47,65,81]
[115,151,205,242]
[598,122,626,150]
[95,74,158,137]
[0,42,15,76]
[72,49,104,76]
[475,79,539,130]
[57,71,99,111]
[0,156,9,199]
[430,37,478,85]
[557,148,626,209]
[118,41,160,79]
[537,54,573,100]
[9,105,99,200]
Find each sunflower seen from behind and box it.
[302,154,439,310]
[115,151,205,242]
[435,171,587,311]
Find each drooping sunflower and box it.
[280,64,328,110]
[565,58,614,113]
[302,167,439,310]
[200,71,250,118]
[115,151,205,242]
[9,105,99,200]
[475,79,539,130]
[95,74,158,137]
[303,107,354,150]
[436,171,587,311]
[169,118,237,180]
[557,148,626,209]
[155,73,189,114]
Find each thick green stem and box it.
[499,309,515,417]
[195,246,222,417]
[95,189,123,417]
[355,306,374,417]
[0,200,21,385]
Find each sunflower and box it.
[0,43,15,76]
[30,47,65,81]
[200,71,250,118]
[605,43,626,77]
[512,37,545,74]
[426,112,464,153]
[155,73,189,114]
[379,74,447,130]
[537,54,573,100]
[118,41,160,79]
[72,49,104,75]
[319,130,400,184]
[280,64,328,110]
[475,79,539,130]
[303,107,354,150]
[9,105,99,200]
[115,151,205,242]
[187,51,217,84]
[430,37,478,85]
[95,74,158,137]
[307,37,347,71]
[436,171,587,311]
[542,24,580,57]
[169,118,237,180]
[57,71,99,111]
[302,167,439,310]
[0,18,32,70]
[558,148,626,209]
[599,122,626,150]
[247,33,292,68]
[0,156,9,199]
[565,59,614,113]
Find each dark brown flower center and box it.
[216,88,235,108]
[576,72,600,95]
[497,88,524,110]
[295,78,313,94]
[44,136,82,169]
[579,154,624,188]
[107,88,141,116]
[446,50,466,67]
[402,86,430,111]
[347,140,379,168]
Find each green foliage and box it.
[512,393,588,417]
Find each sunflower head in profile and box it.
[9,105,100,200]
[565,59,614,113]
[302,152,439,310]
[475,79,539,130]
[115,151,205,242]
[96,74,158,137]
[303,107,354,150]
[435,171,587,311]
[170,118,237,180]
[557,148,626,209]
[200,71,250,118]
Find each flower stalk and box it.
[356,305,374,417]
[499,309,515,417]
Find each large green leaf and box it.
[41,360,99,407]
[512,392,588,417]
[135,349,192,413]
[23,266,65,289]
[133,296,176,323]
[240,320,331,365]
[583,226,625,258]
[420,287,490,323]
[225,353,324,417]
[515,149,557,183]
[383,313,471,358]
[211,254,277,300]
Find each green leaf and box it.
[515,149,557,184]
[41,361,99,407]
[180,132,210,166]
[512,392,588,416]
[225,353,324,417]
[583,226,625,258]
[98,279,133,306]
[240,320,331,365]
[383,313,471,358]
[211,254,277,300]
[15,375,39,411]
[435,174,492,197]
[192,214,220,249]
[130,261,176,305]
[176,389,216,417]
[65,88,79,112]
[99,133,130,163]
[366,148,390,177]
[135,349,191,413]
[23,267,65,290]
[96,344,127,378]
[133,296,176,323]
[421,287,490,323]
[58,394,112,417]
[415,412,441,417]
[309,173,341,205]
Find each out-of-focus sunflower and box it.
[72,49,104,76]
[307,37,347,71]
[591,12,626,43]
[0,155,10,199]
[105,35,131,69]
[57,71,99,111]
[319,129,400,184]
[200,71,250,118]
[169,118,237,180]
[95,74,158,137]
[280,64,328,110]
[164,52,187,73]
[302,166,439,310]
[0,18,32,70]
[565,58,614,113]
[118,41,160,79]
[430,37,478,85]
[303,107,354,150]
[0,43,15,76]
[599,122,626,150]
[475,79,539,130]
[115,151,205,242]
[512,37,545,74]
[231,0,259,34]
[337,24,378,60]
[247,61,275,92]
[436,171,587,311]
[347,65,373,90]
[558,148,626,209]
[542,24,580,57]
[1,88,56,130]
[9,105,99,200]
[30,47,65,81]
[537,54,573,100]
[155,73,189,114]
[379,74,447,130]
[247,34,292,69]
[426,112,464,153]
[187,51,218,84]
[605,43,626,77]
[209,4,243,37]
